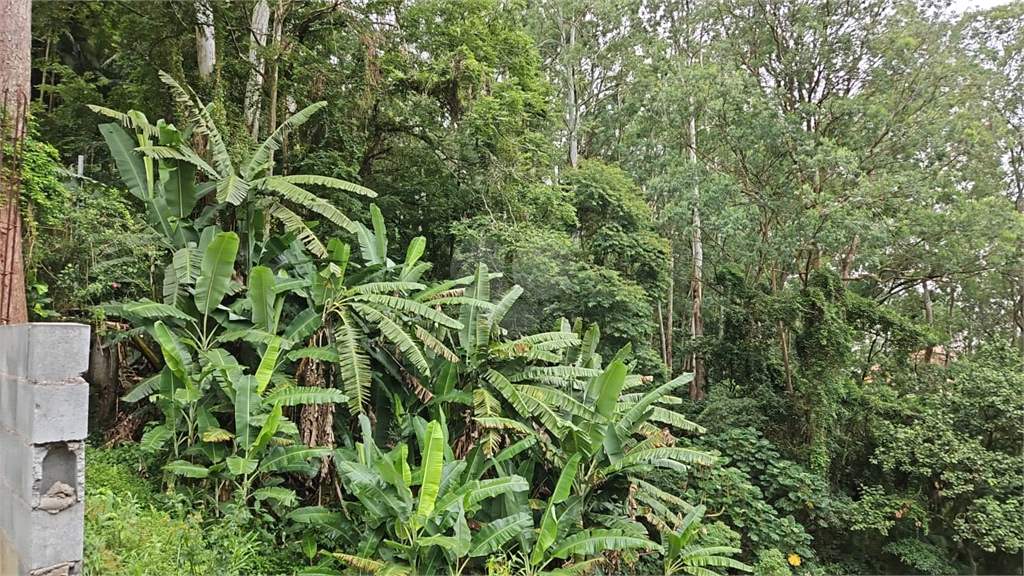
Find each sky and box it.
[949,0,1017,12]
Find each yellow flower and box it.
[787,553,802,567]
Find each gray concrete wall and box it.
[0,323,90,576]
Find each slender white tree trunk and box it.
[686,0,705,400]
[690,200,705,399]
[558,6,580,169]
[267,0,290,169]
[567,73,578,167]
[245,0,270,139]
[195,0,217,80]
[1015,184,1023,355]
[666,253,674,372]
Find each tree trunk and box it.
[244,0,271,139]
[685,0,705,400]
[559,7,579,169]
[923,279,934,325]
[688,110,705,400]
[841,234,858,280]
[0,0,31,325]
[690,203,705,400]
[922,279,935,363]
[1016,186,1024,355]
[947,283,955,340]
[657,301,667,366]
[195,0,217,81]
[666,253,674,374]
[267,0,290,170]
[86,332,120,430]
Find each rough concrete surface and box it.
[0,323,90,576]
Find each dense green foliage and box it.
[13,0,1023,574]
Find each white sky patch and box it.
[949,0,1016,13]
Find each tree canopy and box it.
[2,0,1021,574]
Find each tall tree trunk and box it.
[559,6,579,169]
[684,0,705,400]
[195,0,217,81]
[666,253,674,373]
[267,0,289,169]
[690,203,705,400]
[688,111,705,400]
[1016,185,1024,355]
[657,301,667,366]
[245,0,271,139]
[38,38,49,105]
[0,0,31,325]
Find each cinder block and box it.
[33,442,83,510]
[0,323,88,576]
[21,503,85,570]
[0,429,32,506]
[0,325,30,378]
[0,375,17,432]
[25,324,91,383]
[10,496,31,569]
[27,381,89,445]
[0,477,11,538]
[1,528,26,576]
[0,425,11,483]
[12,377,35,445]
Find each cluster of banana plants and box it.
[97,76,750,575]
[90,71,377,284]
[112,229,346,509]
[294,412,660,576]
[428,268,719,526]
[307,417,534,575]
[290,356,745,575]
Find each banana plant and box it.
[449,312,717,562]
[523,453,660,576]
[662,506,752,576]
[279,212,465,416]
[114,230,347,510]
[565,376,716,544]
[92,108,206,254]
[294,417,531,575]
[91,70,377,280]
[430,263,604,457]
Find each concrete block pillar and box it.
[0,323,90,576]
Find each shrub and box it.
[753,548,792,576]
